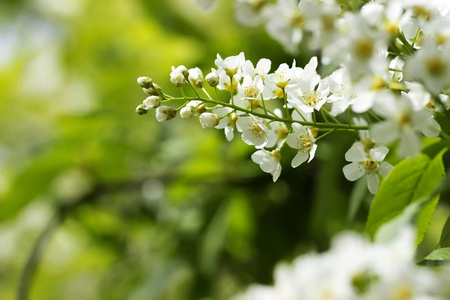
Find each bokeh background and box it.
[1,0,449,299]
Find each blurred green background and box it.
[0,0,449,299]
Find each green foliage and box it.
[366,150,447,241]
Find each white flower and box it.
[188,67,204,88]
[235,0,268,27]
[155,106,176,122]
[343,142,392,194]
[264,0,312,53]
[266,60,296,89]
[370,92,441,157]
[404,38,450,94]
[236,115,269,148]
[238,75,264,101]
[286,123,317,167]
[199,112,220,128]
[215,52,246,77]
[286,57,329,114]
[251,149,282,182]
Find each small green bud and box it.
[137,76,153,89]
[136,104,148,115]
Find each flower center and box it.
[298,133,312,151]
[393,284,413,300]
[249,121,264,137]
[275,70,288,88]
[290,11,305,28]
[363,159,378,174]
[244,85,259,99]
[371,76,386,90]
[397,111,411,127]
[413,6,432,21]
[426,57,446,77]
[302,90,321,107]
[321,14,335,31]
[354,37,374,59]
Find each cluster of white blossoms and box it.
[232,228,450,300]
[136,0,450,194]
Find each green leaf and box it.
[439,215,450,248]
[348,176,369,221]
[424,247,450,261]
[366,150,446,240]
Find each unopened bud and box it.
[199,113,220,128]
[143,96,161,109]
[180,106,195,119]
[206,72,219,87]
[171,65,189,79]
[171,73,185,87]
[156,106,176,122]
[197,103,207,114]
[189,67,204,89]
[231,112,239,124]
[143,87,158,95]
[136,104,148,115]
[137,76,153,89]
[153,83,162,92]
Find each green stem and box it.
[202,88,213,100]
[282,88,291,120]
[322,107,342,124]
[167,96,369,130]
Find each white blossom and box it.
[286,123,317,167]
[343,142,392,194]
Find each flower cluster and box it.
[232,228,450,300]
[136,0,450,194]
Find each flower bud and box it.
[180,106,195,119]
[196,103,207,115]
[137,76,153,88]
[188,67,204,89]
[143,87,158,95]
[199,113,220,128]
[156,106,176,122]
[170,72,185,87]
[143,96,161,109]
[206,72,219,87]
[171,65,189,79]
[136,104,148,115]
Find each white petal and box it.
[397,129,420,157]
[370,121,399,144]
[421,118,441,138]
[343,163,365,181]
[291,151,308,168]
[225,126,234,141]
[308,144,318,163]
[272,164,282,182]
[379,162,393,178]
[251,150,265,164]
[367,173,380,194]
[369,146,389,161]
[345,143,367,162]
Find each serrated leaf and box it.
[424,247,450,261]
[366,150,446,240]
